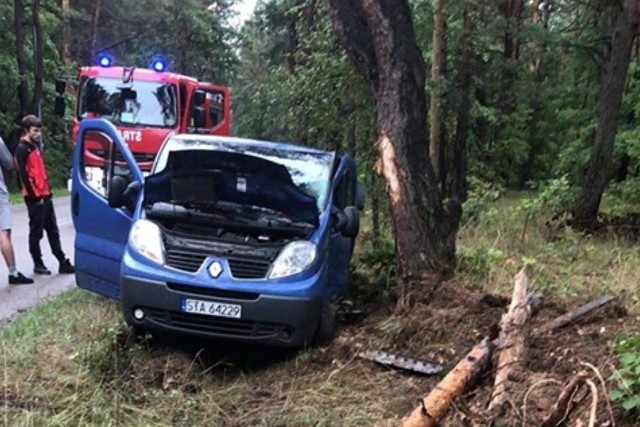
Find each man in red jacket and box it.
[15,115,74,275]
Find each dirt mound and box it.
[332,279,637,426]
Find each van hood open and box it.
[143,150,319,226]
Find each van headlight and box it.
[129,219,165,264]
[269,241,317,279]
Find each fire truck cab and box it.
[56,60,230,190]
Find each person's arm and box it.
[14,143,36,198]
[0,137,14,171]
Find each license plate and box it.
[181,299,242,319]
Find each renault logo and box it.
[208,261,223,278]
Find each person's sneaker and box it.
[34,264,52,275]
[8,272,34,285]
[59,259,75,274]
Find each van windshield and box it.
[78,77,178,128]
[153,137,335,212]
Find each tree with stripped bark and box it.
[326,0,460,304]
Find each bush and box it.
[350,238,395,304]
[461,176,504,225]
[611,334,640,414]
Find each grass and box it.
[8,186,70,205]
[1,291,397,426]
[1,193,639,426]
[456,192,640,313]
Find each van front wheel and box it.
[313,303,336,347]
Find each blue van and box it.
[71,119,362,347]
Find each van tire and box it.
[313,303,336,347]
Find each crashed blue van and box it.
[72,119,362,347]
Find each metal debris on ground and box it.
[336,299,366,324]
[358,350,444,375]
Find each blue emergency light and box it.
[97,53,113,68]
[150,57,167,72]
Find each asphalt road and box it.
[0,196,76,326]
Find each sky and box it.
[232,0,258,25]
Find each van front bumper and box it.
[121,275,322,347]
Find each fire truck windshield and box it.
[78,77,178,128]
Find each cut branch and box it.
[399,337,494,427]
[488,269,531,411]
[534,295,615,335]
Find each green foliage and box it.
[460,176,504,224]
[601,178,640,217]
[350,238,395,303]
[518,175,577,218]
[233,0,374,157]
[456,244,506,280]
[611,335,640,414]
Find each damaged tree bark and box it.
[399,337,494,427]
[488,269,531,410]
[326,0,460,304]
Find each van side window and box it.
[80,131,132,199]
[188,89,225,132]
[208,92,224,127]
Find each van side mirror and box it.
[108,176,141,211]
[333,206,360,238]
[194,90,206,106]
[108,176,128,208]
[342,206,360,238]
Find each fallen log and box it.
[534,295,615,335]
[488,269,531,411]
[399,337,494,427]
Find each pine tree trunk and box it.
[14,0,30,115]
[574,0,640,229]
[327,0,460,303]
[61,0,71,65]
[89,0,101,62]
[173,0,183,73]
[520,0,552,187]
[429,0,447,193]
[285,2,300,74]
[303,0,316,29]
[31,0,43,116]
[497,0,524,135]
[347,94,357,158]
[371,181,380,241]
[449,3,473,201]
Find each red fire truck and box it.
[56,57,231,188]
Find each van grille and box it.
[227,259,271,279]
[165,247,271,279]
[166,248,206,272]
[166,283,260,300]
[145,308,282,337]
